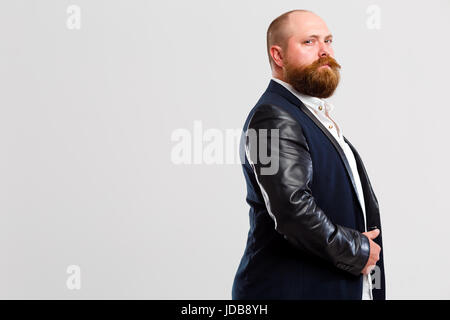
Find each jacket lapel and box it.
[343,137,381,229]
[296,103,365,214]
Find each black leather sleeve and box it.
[246,104,370,276]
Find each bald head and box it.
[266,10,330,70]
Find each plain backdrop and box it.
[1,0,449,299]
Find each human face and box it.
[282,12,341,98]
[284,12,335,68]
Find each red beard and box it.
[284,56,342,98]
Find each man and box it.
[232,10,386,300]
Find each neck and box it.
[271,68,286,82]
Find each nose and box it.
[318,41,331,58]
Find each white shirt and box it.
[271,77,373,300]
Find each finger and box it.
[367,228,380,239]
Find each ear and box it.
[270,45,284,69]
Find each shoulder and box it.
[247,103,303,132]
[244,103,310,150]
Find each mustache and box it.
[309,56,341,70]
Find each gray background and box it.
[1,0,449,299]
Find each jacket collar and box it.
[271,77,335,113]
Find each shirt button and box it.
[318,106,323,111]
[329,125,333,129]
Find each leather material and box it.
[246,103,370,276]
[232,79,386,300]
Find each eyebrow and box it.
[307,34,333,39]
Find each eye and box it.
[325,39,333,44]
[304,39,314,44]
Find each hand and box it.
[361,228,381,275]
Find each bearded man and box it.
[232,9,386,300]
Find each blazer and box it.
[231,79,386,300]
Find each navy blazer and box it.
[232,80,386,300]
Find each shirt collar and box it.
[271,77,335,113]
